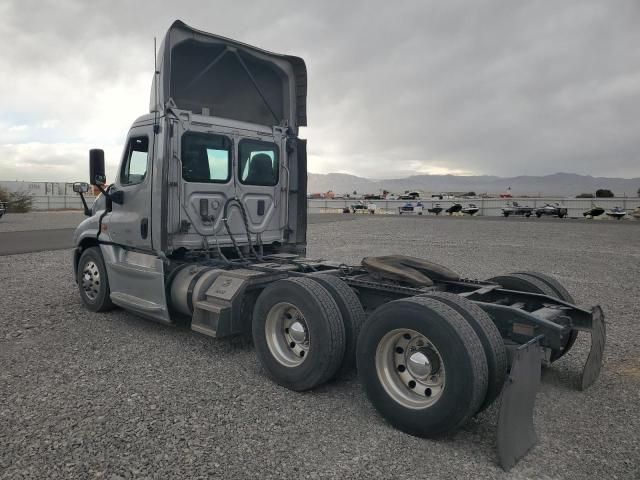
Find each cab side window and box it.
[121,136,149,185]
[238,139,279,186]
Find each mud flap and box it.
[497,337,542,471]
[581,306,606,390]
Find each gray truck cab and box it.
[73,20,308,321]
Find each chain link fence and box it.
[309,197,640,218]
[23,195,640,218]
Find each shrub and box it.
[7,190,34,213]
[576,193,594,198]
[595,189,614,198]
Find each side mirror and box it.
[73,182,90,194]
[89,149,106,185]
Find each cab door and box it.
[105,125,154,251]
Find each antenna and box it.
[153,37,160,134]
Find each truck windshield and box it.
[238,139,279,186]
[181,132,231,183]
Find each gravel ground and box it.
[1,216,638,479]
[0,211,85,233]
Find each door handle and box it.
[140,218,149,239]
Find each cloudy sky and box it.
[1,0,638,182]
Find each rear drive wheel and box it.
[311,274,366,377]
[252,277,346,391]
[423,292,507,412]
[77,246,114,312]
[487,272,577,361]
[357,296,488,437]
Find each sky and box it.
[1,0,639,182]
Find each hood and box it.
[150,20,307,128]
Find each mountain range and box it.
[308,172,640,197]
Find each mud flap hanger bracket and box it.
[496,305,606,470]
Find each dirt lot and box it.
[1,215,638,479]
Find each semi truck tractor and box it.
[72,20,605,470]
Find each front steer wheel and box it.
[77,246,114,312]
[252,277,346,391]
[357,296,488,438]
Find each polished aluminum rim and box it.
[375,328,446,409]
[81,260,101,301]
[265,302,309,367]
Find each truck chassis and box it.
[74,239,605,470]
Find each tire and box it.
[311,274,366,377]
[486,272,577,362]
[536,212,542,218]
[357,296,488,437]
[513,271,575,304]
[252,277,346,391]
[503,213,509,217]
[525,213,531,217]
[77,246,115,312]
[422,292,507,412]
[512,271,578,360]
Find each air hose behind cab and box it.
[222,197,263,261]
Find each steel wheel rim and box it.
[375,328,446,409]
[81,260,101,301]
[265,302,310,367]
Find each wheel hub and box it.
[81,260,101,301]
[406,347,441,380]
[265,302,310,367]
[375,329,446,409]
[288,321,307,344]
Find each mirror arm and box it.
[96,184,124,205]
[78,192,91,217]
